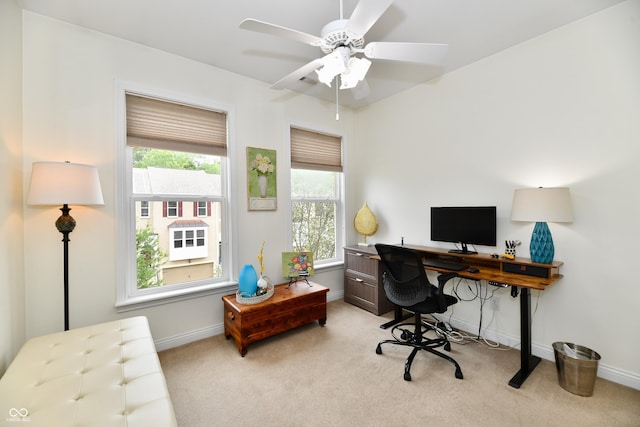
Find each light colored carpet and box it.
[158,300,640,427]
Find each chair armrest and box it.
[436,272,458,293]
[434,272,458,312]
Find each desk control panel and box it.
[488,281,509,288]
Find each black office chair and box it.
[375,243,463,381]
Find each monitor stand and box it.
[449,243,477,255]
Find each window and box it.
[116,84,235,308]
[166,201,180,217]
[169,223,208,261]
[140,201,150,218]
[196,201,209,217]
[290,127,344,265]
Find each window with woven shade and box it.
[290,126,344,264]
[116,87,232,309]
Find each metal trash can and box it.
[553,342,601,397]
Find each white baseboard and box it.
[449,317,640,391]
[154,323,223,352]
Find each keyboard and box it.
[423,259,469,271]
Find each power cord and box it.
[438,277,522,350]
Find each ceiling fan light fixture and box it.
[316,49,348,87]
[340,57,371,89]
[240,0,448,101]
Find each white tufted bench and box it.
[0,316,177,426]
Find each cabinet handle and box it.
[355,278,364,282]
[347,251,364,257]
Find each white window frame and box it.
[196,201,208,217]
[140,200,150,218]
[167,201,179,217]
[285,124,345,269]
[114,81,238,311]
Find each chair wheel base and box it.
[444,342,451,351]
[375,344,382,355]
[404,372,412,381]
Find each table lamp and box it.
[511,187,573,264]
[27,161,104,330]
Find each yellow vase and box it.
[354,202,378,246]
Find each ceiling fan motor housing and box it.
[320,19,364,53]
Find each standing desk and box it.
[377,244,563,389]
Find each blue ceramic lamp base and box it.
[529,221,554,264]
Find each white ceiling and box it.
[19,0,623,109]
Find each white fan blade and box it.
[364,42,449,64]
[271,58,326,90]
[240,18,323,47]
[346,0,393,39]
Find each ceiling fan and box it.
[239,0,448,95]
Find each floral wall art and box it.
[247,147,277,210]
[281,251,314,278]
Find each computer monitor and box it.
[430,206,497,254]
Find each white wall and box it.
[21,12,352,344]
[0,0,25,375]
[353,1,640,387]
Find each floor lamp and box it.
[511,187,573,264]
[27,161,104,331]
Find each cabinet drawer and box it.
[345,249,378,278]
[344,275,378,312]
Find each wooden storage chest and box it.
[222,281,328,356]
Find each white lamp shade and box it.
[27,161,104,206]
[511,187,573,223]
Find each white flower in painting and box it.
[251,153,275,175]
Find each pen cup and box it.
[505,247,516,257]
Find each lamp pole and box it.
[55,204,76,331]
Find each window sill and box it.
[314,260,344,272]
[115,281,237,313]
[115,261,344,313]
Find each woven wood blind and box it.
[126,94,227,156]
[290,127,342,172]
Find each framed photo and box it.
[281,251,314,278]
[247,147,277,211]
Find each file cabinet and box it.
[343,245,395,315]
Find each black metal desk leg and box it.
[380,306,413,329]
[509,287,541,388]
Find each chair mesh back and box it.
[375,244,433,307]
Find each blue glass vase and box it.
[238,264,258,297]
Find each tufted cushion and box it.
[0,316,177,426]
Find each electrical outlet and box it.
[491,298,500,311]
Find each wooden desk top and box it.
[367,244,563,291]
